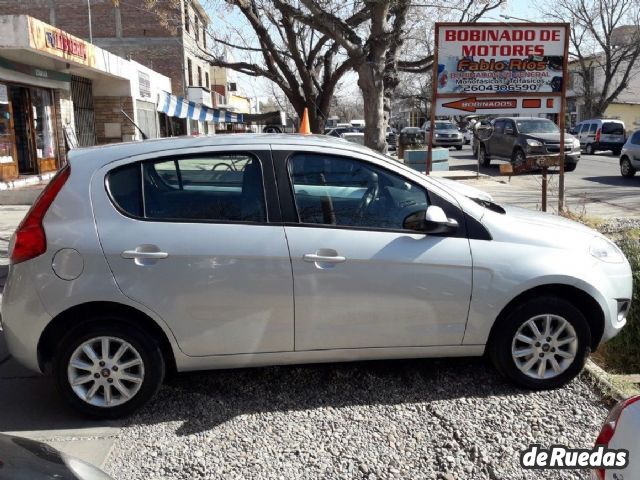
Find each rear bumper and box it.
[593,142,625,151]
[1,262,51,373]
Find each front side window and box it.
[493,120,505,134]
[589,123,598,134]
[107,153,266,223]
[288,154,429,230]
[630,131,640,145]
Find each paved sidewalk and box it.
[0,204,118,469]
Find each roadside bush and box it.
[597,232,640,373]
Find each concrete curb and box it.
[584,359,640,402]
[0,172,55,191]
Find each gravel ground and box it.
[106,358,608,480]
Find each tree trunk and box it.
[357,64,386,152]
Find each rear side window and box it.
[106,153,266,223]
[602,122,624,135]
[589,123,598,134]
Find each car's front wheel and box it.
[621,157,636,178]
[455,145,463,151]
[53,320,165,418]
[488,296,591,390]
[585,143,595,155]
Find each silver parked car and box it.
[619,129,640,177]
[422,120,464,150]
[2,134,632,418]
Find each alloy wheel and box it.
[67,336,145,407]
[511,314,578,380]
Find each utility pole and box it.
[87,0,93,43]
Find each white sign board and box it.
[434,23,568,115]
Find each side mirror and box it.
[403,205,459,234]
[504,127,515,135]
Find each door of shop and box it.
[8,86,37,175]
[71,76,96,147]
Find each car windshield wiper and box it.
[469,196,506,214]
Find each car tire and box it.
[620,157,636,178]
[488,295,591,390]
[455,145,463,151]
[585,143,594,155]
[612,149,622,156]
[479,145,490,167]
[53,319,165,419]
[564,163,577,172]
[512,148,526,166]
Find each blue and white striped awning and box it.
[157,91,244,123]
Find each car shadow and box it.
[582,176,640,187]
[119,357,537,437]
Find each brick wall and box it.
[93,96,136,145]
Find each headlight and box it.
[590,237,625,263]
[573,138,580,149]
[526,139,543,147]
[434,133,440,138]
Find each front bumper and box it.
[433,137,464,147]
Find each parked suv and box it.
[2,135,631,418]
[478,117,581,171]
[422,120,464,150]
[619,129,640,177]
[575,119,626,155]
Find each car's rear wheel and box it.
[479,145,490,166]
[455,145,463,151]
[612,148,622,156]
[621,157,636,178]
[564,162,577,172]
[488,296,591,390]
[53,320,165,418]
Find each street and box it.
[446,147,640,218]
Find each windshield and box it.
[435,122,457,130]
[515,120,559,134]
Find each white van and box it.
[574,119,626,155]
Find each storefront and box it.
[0,15,172,183]
[0,58,70,181]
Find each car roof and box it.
[494,117,551,121]
[68,134,380,167]
[578,118,624,124]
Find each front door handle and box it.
[122,250,168,259]
[303,253,346,264]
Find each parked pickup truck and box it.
[478,117,581,172]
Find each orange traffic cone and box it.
[299,108,311,134]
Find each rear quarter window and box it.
[106,163,142,217]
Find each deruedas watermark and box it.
[520,444,629,469]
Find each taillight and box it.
[10,166,70,264]
[594,395,640,479]
[596,128,601,142]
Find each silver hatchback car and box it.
[2,134,632,418]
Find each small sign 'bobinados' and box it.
[433,23,569,115]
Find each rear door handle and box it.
[121,250,168,260]
[303,253,346,264]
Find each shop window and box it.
[31,89,57,160]
[0,83,16,167]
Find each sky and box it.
[203,0,548,105]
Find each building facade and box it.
[1,0,215,135]
[567,58,640,131]
[0,15,171,182]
